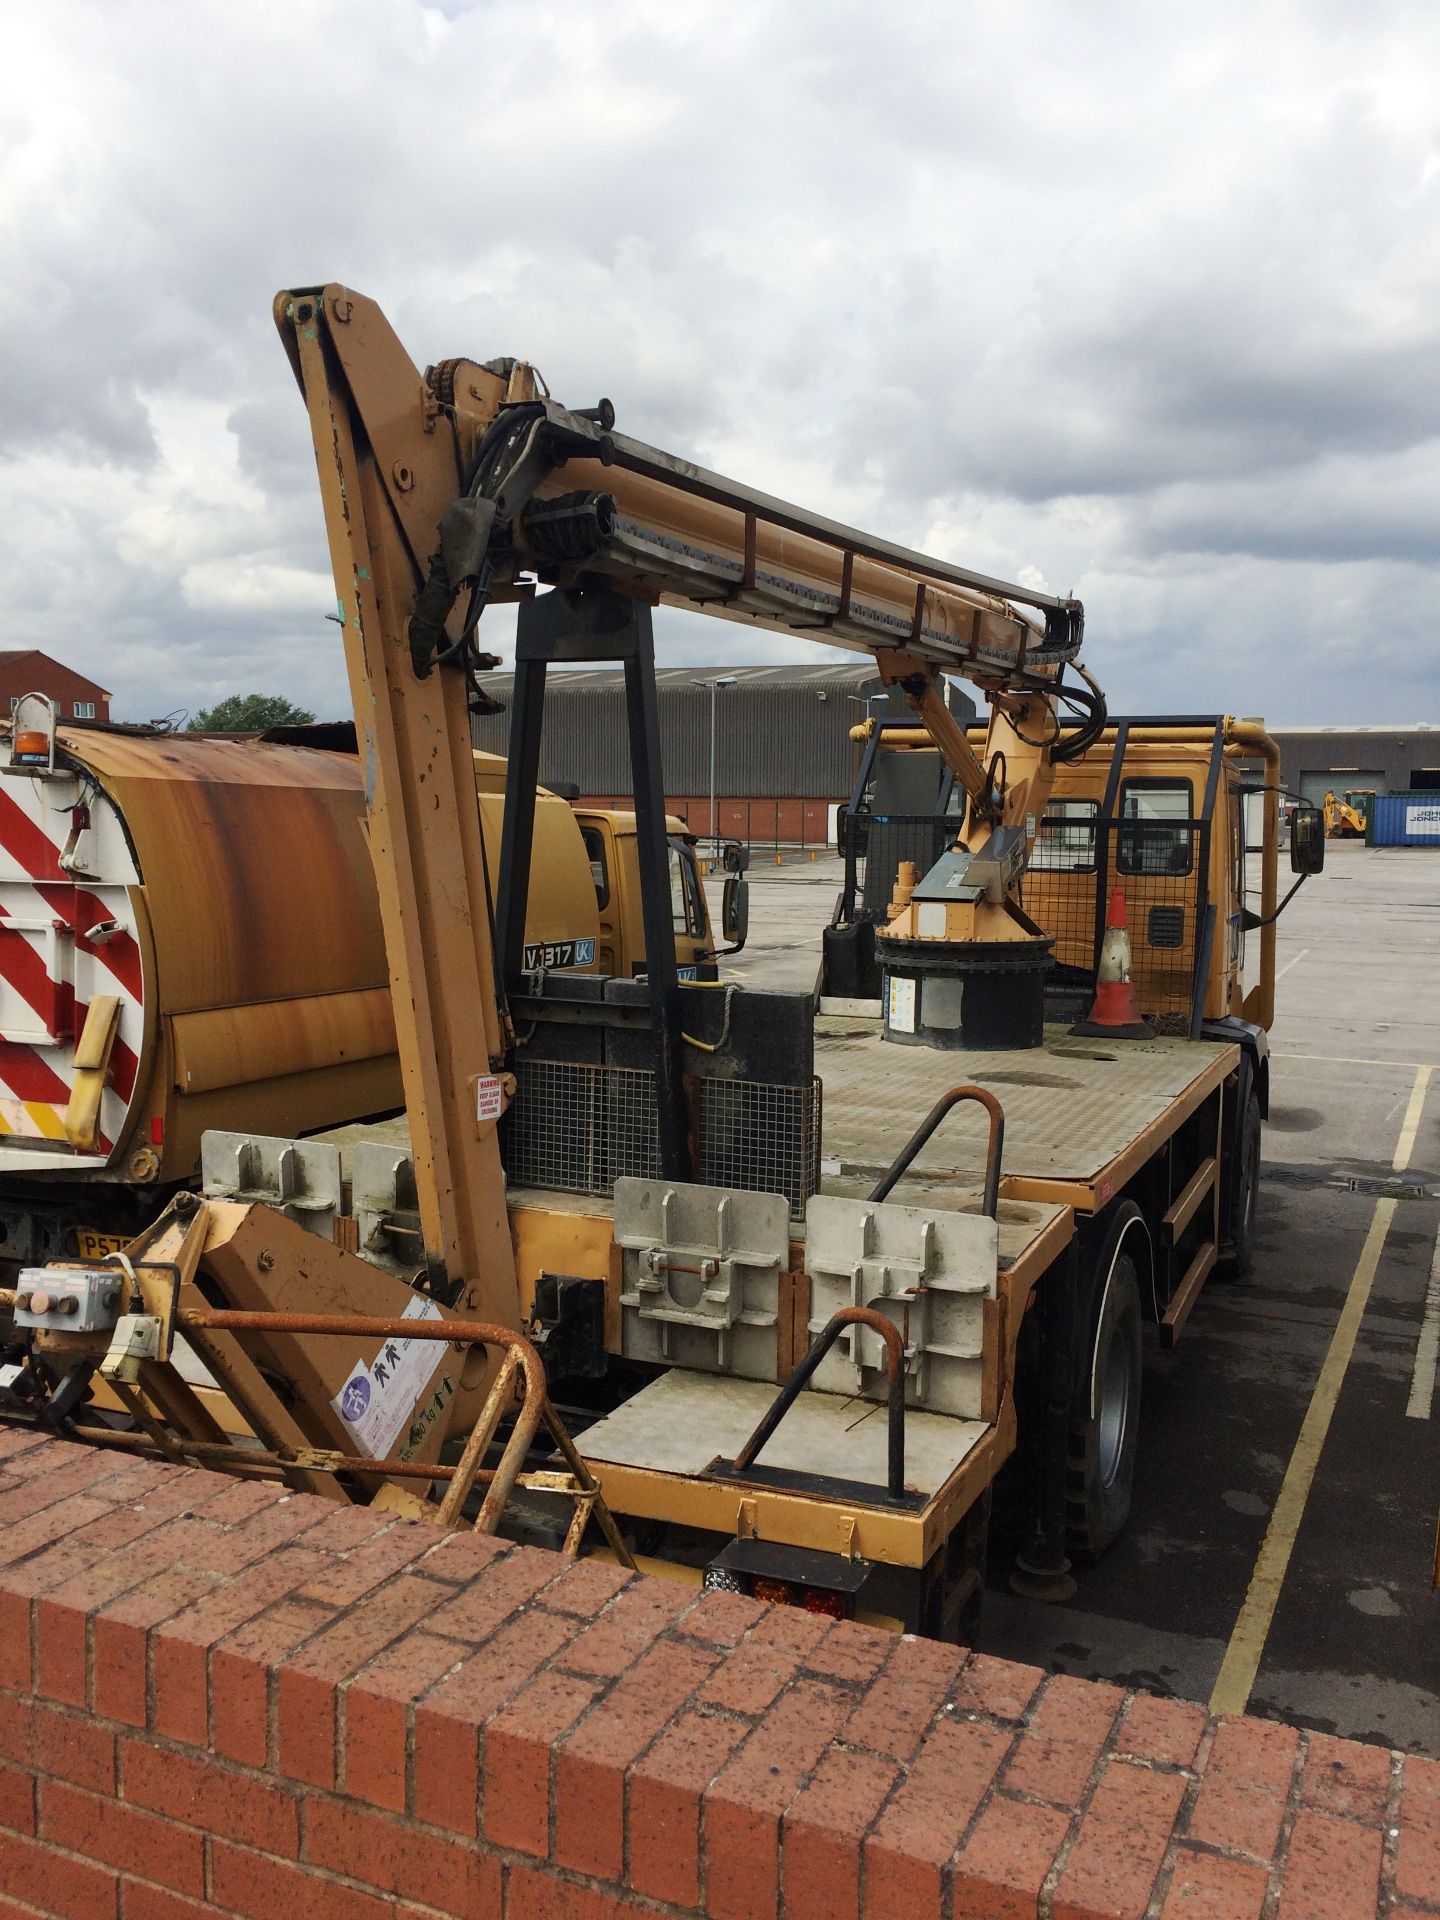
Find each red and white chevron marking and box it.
[0,777,146,1160]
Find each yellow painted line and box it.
[1393,1065,1433,1174]
[1211,1060,1430,1716]
[1274,1051,1439,1072]
[1404,1225,1440,1422]
[1209,1195,1398,1717]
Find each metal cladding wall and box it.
[1272,726,1440,800]
[472,663,975,800]
[1371,793,1440,846]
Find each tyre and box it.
[1216,1090,1262,1278]
[1066,1251,1142,1561]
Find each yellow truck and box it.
[0,288,1325,1644]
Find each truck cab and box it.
[574,810,718,982]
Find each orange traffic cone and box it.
[1071,888,1155,1039]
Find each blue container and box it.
[1370,793,1440,847]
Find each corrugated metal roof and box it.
[471,663,974,798]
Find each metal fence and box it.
[504,1059,822,1219]
[1023,815,1207,1032]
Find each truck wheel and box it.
[1216,1091,1262,1278]
[1066,1253,1142,1561]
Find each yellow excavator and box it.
[1322,789,1372,838]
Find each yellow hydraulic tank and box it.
[0,728,603,1189]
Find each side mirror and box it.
[721,840,750,874]
[834,804,848,854]
[1290,803,1326,875]
[721,875,749,948]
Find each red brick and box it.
[1114,1692,1208,1771]
[120,1736,300,1855]
[0,1829,118,1919]
[210,1839,391,1920]
[91,1561,222,1726]
[554,1572,695,1678]
[1275,1806,1383,1920]
[121,1886,225,1920]
[483,1669,603,1856]
[0,1443,128,1529]
[39,1778,204,1895]
[410,1526,510,1585]
[1001,1672,1125,1807]
[1159,1846,1269,1919]
[0,1494,117,1578]
[0,1694,116,1795]
[783,1746,900,1920]
[191,1476,289,1525]
[428,1541,564,1643]
[0,1757,35,1835]
[1298,1729,1392,1822]
[697,1626,804,1716]
[65,1464,209,1546]
[531,1554,634,1616]
[294,1500,396,1551]
[151,1544,331,1744]
[864,1715,1013,1917]
[210,1595,334,1767]
[802,1617,892,1687]
[304,1795,501,1918]
[844,1634,964,1762]
[276,1572,445,1786]
[0,1427,52,1467]
[33,1516,222,1707]
[950,1651,1046,1723]
[342,1627,467,1811]
[412,1607,581,1837]
[952,1794,1070,1918]
[1187,1714,1300,1862]
[675,1587,765,1647]
[747,1602,835,1654]
[1395,1752,1440,1907]
[505,1863,657,1918]
[1051,1759,1187,1920]
[628,1708,750,1908]
[702,1679,851,1920]
[294,1518,435,1604]
[555,1639,716,1878]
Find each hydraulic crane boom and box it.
[277,284,1103,1317]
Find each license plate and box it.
[522,937,596,969]
[71,1228,128,1260]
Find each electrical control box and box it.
[12,1267,124,1334]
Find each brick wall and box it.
[0,1429,1434,1920]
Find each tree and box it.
[189,693,317,732]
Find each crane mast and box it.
[277,284,1103,1320]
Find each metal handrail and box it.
[733,1305,909,1503]
[868,1083,1006,1218]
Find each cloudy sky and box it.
[2,0,1435,726]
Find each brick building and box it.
[0,650,110,723]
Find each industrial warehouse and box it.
[1,6,1437,1918]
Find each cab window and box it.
[580,824,610,909]
[669,840,705,937]
[1118,780,1193,876]
[1031,798,1098,872]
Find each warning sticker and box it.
[332,1294,446,1459]
[887,976,917,1035]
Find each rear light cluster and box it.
[703,1539,869,1621]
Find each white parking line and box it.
[1405,1226,1440,1421]
[1274,947,1310,984]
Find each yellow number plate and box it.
[71,1228,129,1260]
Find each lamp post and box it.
[692,675,736,857]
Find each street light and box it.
[692,675,737,856]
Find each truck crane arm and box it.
[277,284,1102,1316]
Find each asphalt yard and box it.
[717,840,1440,1755]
